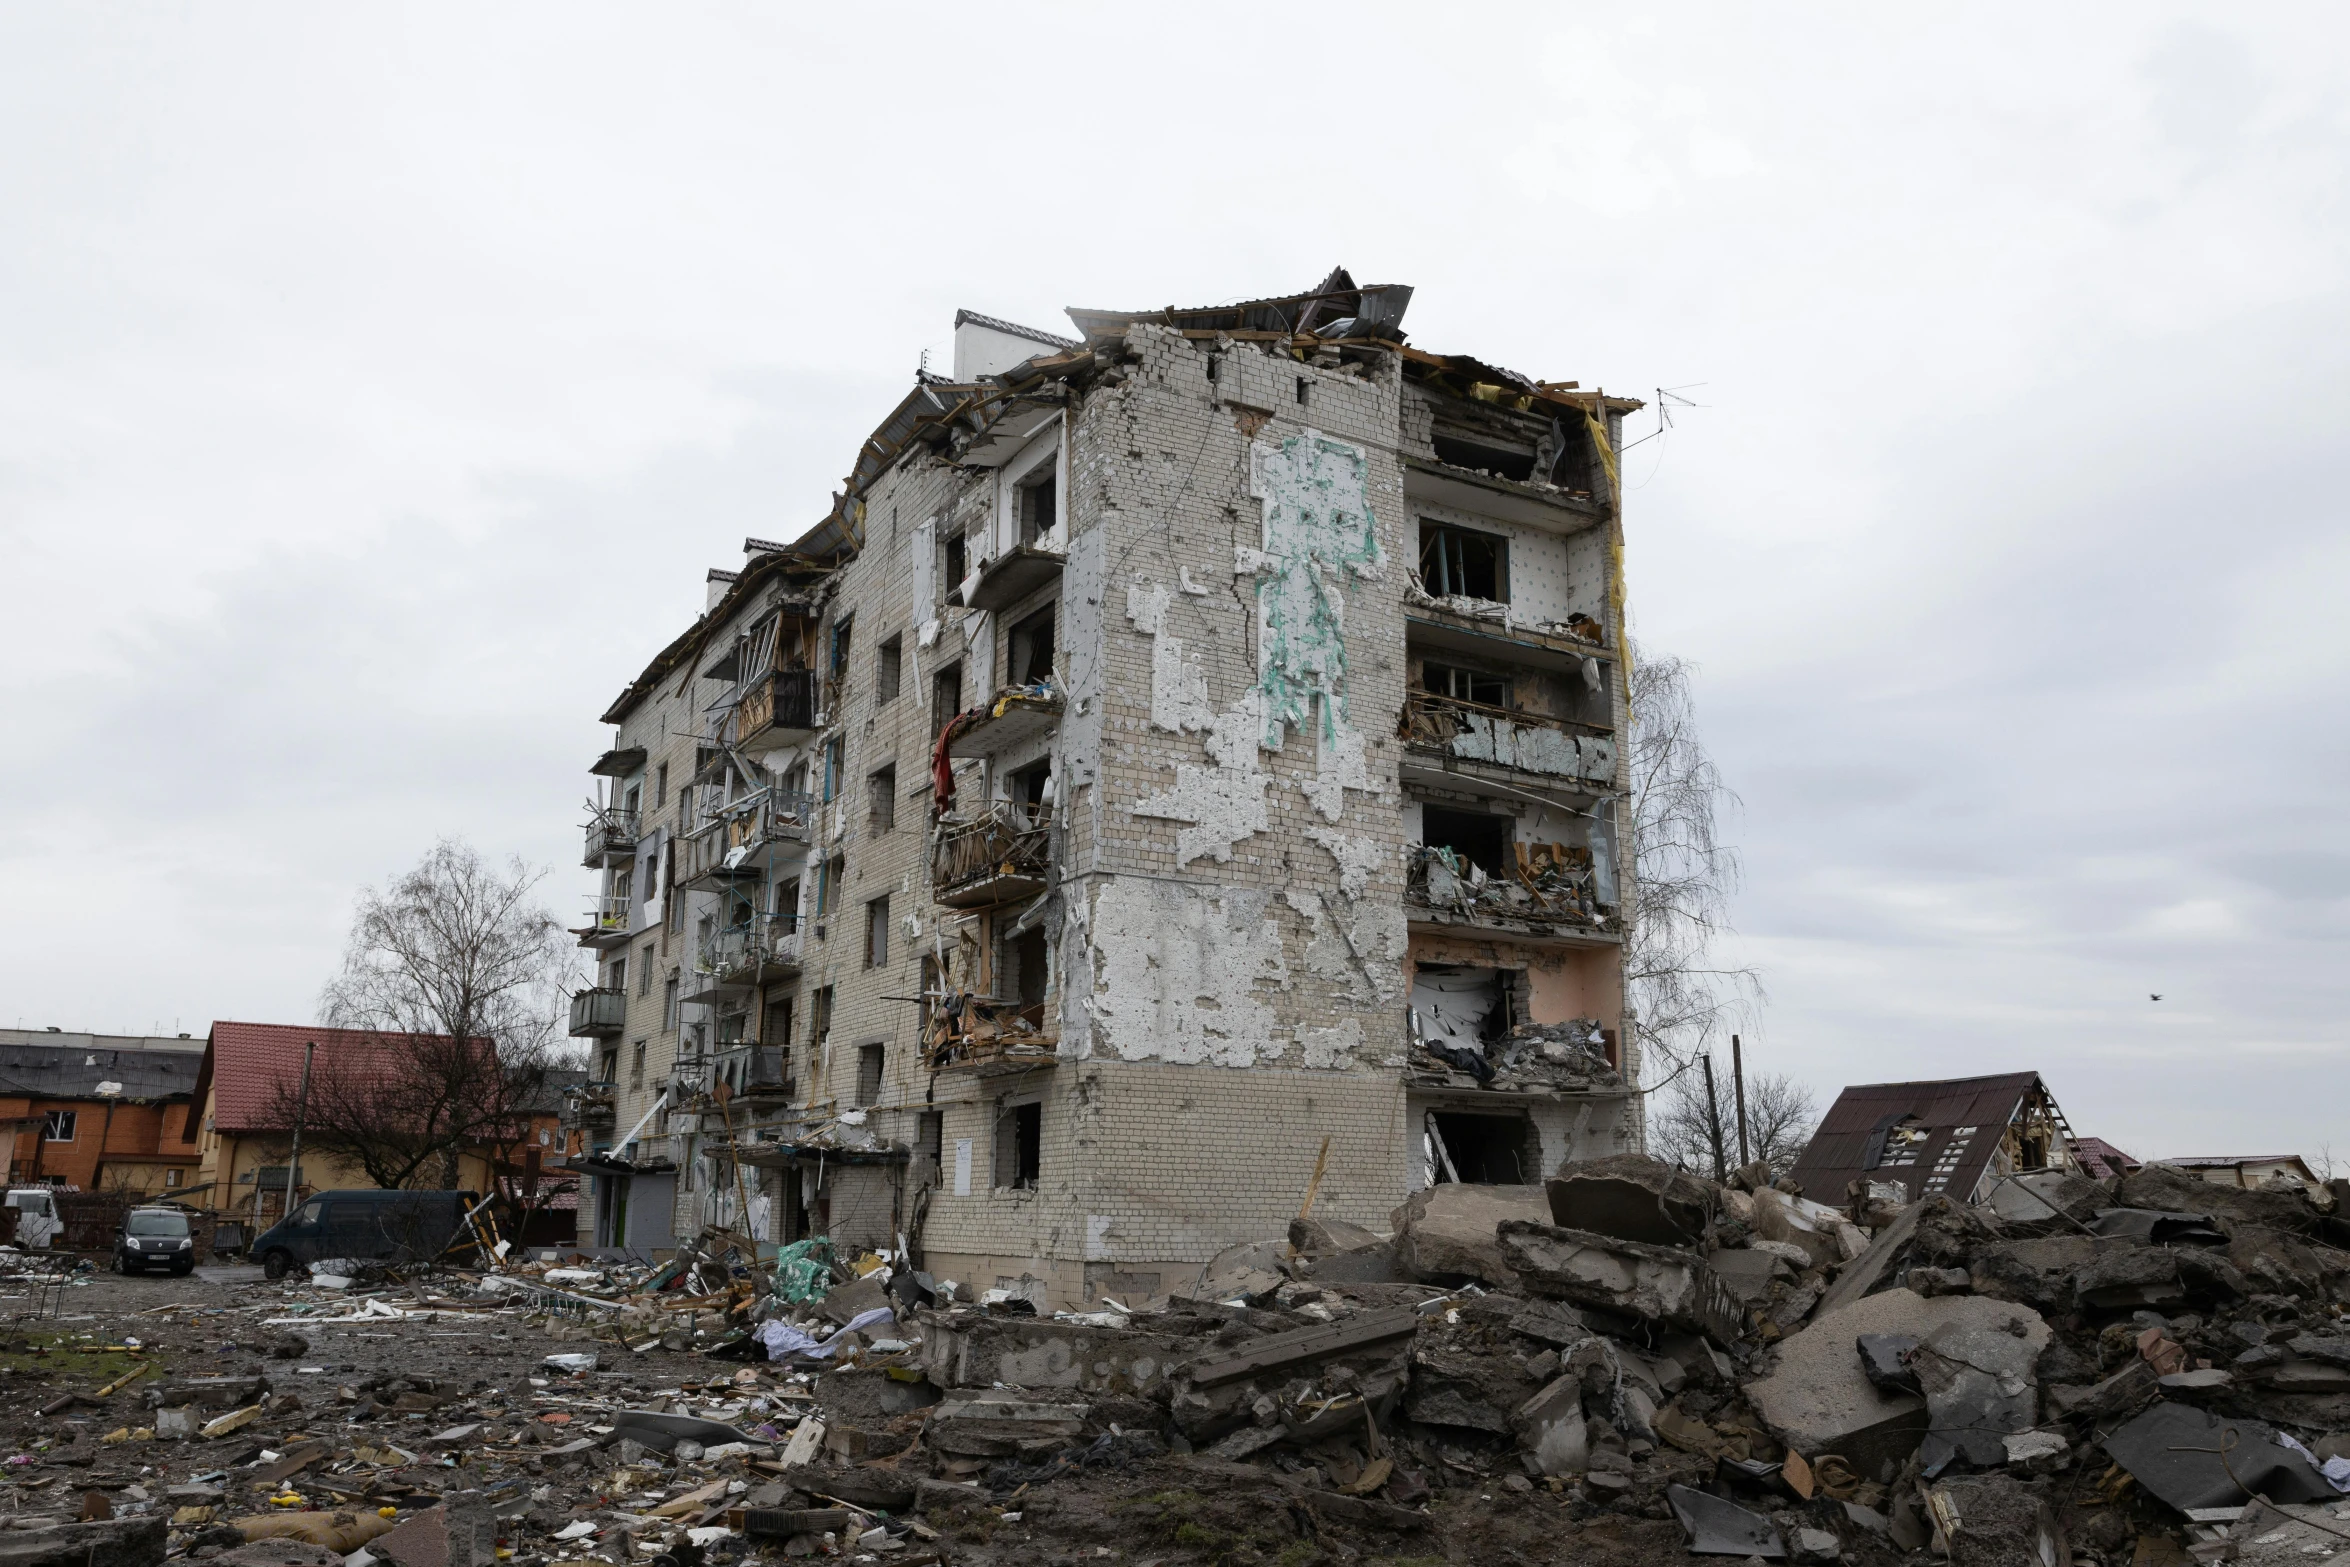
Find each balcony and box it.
[931,802,1052,909]
[944,685,1064,761]
[582,807,640,867]
[1401,691,1616,788]
[922,995,1058,1077]
[678,788,818,891]
[575,894,634,949]
[564,1080,617,1127]
[713,1043,796,1104]
[568,987,627,1039]
[732,667,821,750]
[963,544,1066,614]
[1404,843,1617,942]
[681,916,804,1006]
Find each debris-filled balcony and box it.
[562,1078,616,1127]
[681,915,803,1006]
[713,1043,795,1104]
[574,894,633,949]
[730,666,821,749]
[922,992,1058,1076]
[567,986,627,1039]
[930,802,1052,909]
[1405,843,1617,940]
[1406,966,1621,1094]
[962,543,1066,614]
[942,685,1064,761]
[1401,691,1615,787]
[580,805,639,867]
[678,788,817,892]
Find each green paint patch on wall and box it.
[1245,429,1382,752]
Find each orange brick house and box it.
[0,1030,207,1197]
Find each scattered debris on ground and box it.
[1,1160,2344,1565]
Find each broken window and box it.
[919,952,943,1034]
[810,986,834,1048]
[1431,432,1537,483]
[820,738,842,803]
[917,1112,944,1181]
[41,1110,74,1143]
[829,615,853,679]
[1008,606,1056,688]
[1422,660,1508,708]
[662,975,679,1031]
[773,875,799,923]
[1424,1109,1539,1186]
[933,661,963,739]
[639,943,655,995]
[608,954,627,993]
[1008,925,1049,1016]
[1419,521,1509,601]
[869,765,897,833]
[1421,805,1511,876]
[876,635,902,704]
[865,895,890,967]
[1007,759,1051,826]
[763,996,792,1050]
[855,1042,884,1107]
[630,1040,647,1087]
[655,761,669,807]
[995,1097,1042,1191]
[599,1049,618,1082]
[1016,469,1057,545]
[817,854,844,914]
[942,531,966,599]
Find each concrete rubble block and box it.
[1967,1233,2125,1312]
[922,1395,1093,1460]
[1708,1247,1792,1305]
[2075,1244,2248,1311]
[2115,1163,2319,1236]
[1789,1526,1841,1563]
[1189,1240,1289,1304]
[155,1375,270,1411]
[1748,1288,2048,1479]
[1506,1298,1588,1346]
[1543,1153,1716,1246]
[371,1494,496,1567]
[1287,1215,1384,1256]
[1511,1374,1588,1475]
[215,1542,340,1567]
[1925,1474,2066,1567]
[1496,1221,1745,1347]
[1391,1184,1551,1285]
[1813,1199,1927,1319]
[0,1517,166,1567]
[1856,1333,1921,1394]
[2044,1360,2158,1423]
[1403,1346,1519,1435]
[151,1407,198,1441]
[1985,1168,2110,1224]
[1910,1303,2051,1471]
[921,1311,1189,1397]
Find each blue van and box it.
[251,1190,481,1280]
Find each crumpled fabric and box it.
[757,1305,899,1362]
[770,1237,835,1304]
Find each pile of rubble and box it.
[4,1154,2347,1567]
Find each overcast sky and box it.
[4,5,2344,1164]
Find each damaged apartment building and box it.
[564,270,1644,1305]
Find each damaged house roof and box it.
[1786,1071,2075,1209]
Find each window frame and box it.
[876,635,903,704]
[865,894,891,968]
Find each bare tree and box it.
[274,840,579,1191]
[1649,1066,1818,1178]
[1625,645,1763,1075]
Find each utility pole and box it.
[283,1042,315,1226]
[1702,1054,1728,1183]
[1731,1034,1751,1169]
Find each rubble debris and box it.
[2102,1402,2339,1511]
[1546,1152,1715,1245]
[1925,1473,2066,1567]
[1667,1482,1785,1556]
[1390,1182,1548,1284]
[1497,1220,1744,1345]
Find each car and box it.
[4,1189,62,1249]
[114,1207,196,1275]
[250,1189,481,1281]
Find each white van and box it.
[5,1189,62,1249]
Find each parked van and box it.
[250,1190,480,1280]
[114,1207,196,1275]
[4,1189,61,1249]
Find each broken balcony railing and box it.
[578,894,633,946]
[729,665,821,748]
[581,806,640,867]
[679,788,818,889]
[922,991,1057,1075]
[931,802,1053,908]
[563,1079,617,1126]
[694,915,804,989]
[1400,690,1617,786]
[567,987,627,1039]
[1406,842,1614,932]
